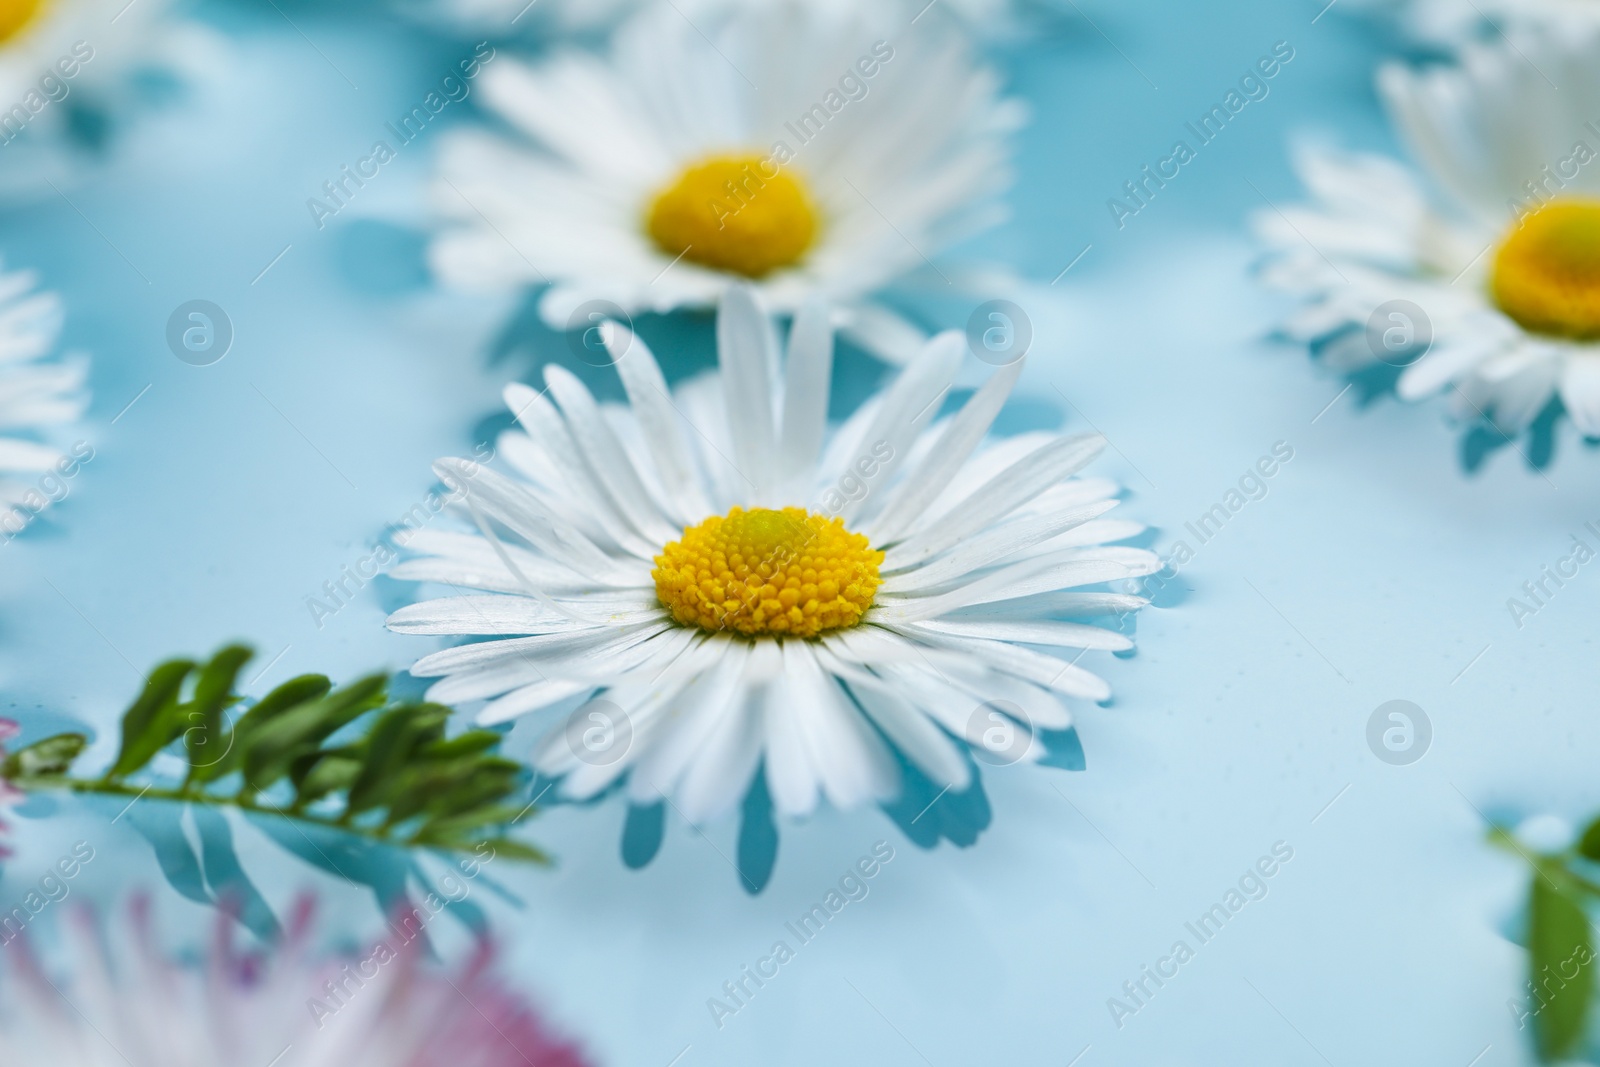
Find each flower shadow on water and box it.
[67,789,507,948]
[530,725,1088,895]
[1316,342,1592,475]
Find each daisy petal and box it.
[718,285,780,503]
[821,657,971,792]
[626,640,751,807]
[896,627,1113,703]
[836,331,966,523]
[604,320,713,522]
[866,357,1025,544]
[875,557,1135,621]
[894,433,1107,563]
[775,298,834,502]
[761,652,820,817]
[675,673,769,824]
[1560,357,1600,436]
[780,641,899,810]
[544,365,680,545]
[503,382,655,555]
[477,678,597,725]
[879,499,1119,588]
[909,618,1133,652]
[437,458,641,587]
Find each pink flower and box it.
[0,719,21,861]
[0,895,594,1067]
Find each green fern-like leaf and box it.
[3,644,546,865]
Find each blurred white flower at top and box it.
[0,0,209,195]
[0,896,594,1067]
[428,0,1024,362]
[1347,0,1600,48]
[415,0,1042,40]
[1254,27,1600,447]
[0,258,87,526]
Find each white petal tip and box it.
[503,381,538,410]
[430,456,475,482]
[476,705,532,727]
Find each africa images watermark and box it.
[1,440,94,545]
[307,42,497,230]
[0,40,95,146]
[1509,937,1595,1035]
[1505,119,1600,224]
[304,440,494,629]
[815,439,894,516]
[1106,840,1295,1029]
[698,40,896,233]
[1505,523,1600,630]
[0,840,97,946]
[1111,441,1295,632]
[305,842,497,1029]
[706,841,897,1030]
[1108,40,1296,230]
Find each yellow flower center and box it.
[645,154,818,279]
[0,0,49,45]
[1491,197,1600,339]
[652,506,882,638]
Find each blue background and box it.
[2,0,1592,1064]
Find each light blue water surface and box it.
[2,1,1593,1064]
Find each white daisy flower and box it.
[0,897,594,1067]
[0,260,87,524]
[429,0,1024,363]
[0,0,196,194]
[387,287,1155,836]
[0,0,122,112]
[1255,29,1600,445]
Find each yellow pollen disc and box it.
[1491,197,1600,340]
[0,0,49,45]
[645,154,818,279]
[652,506,882,638]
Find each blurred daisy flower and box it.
[1255,30,1600,454]
[0,0,210,193]
[1346,0,1600,48]
[418,0,634,35]
[0,896,592,1067]
[388,288,1153,866]
[429,1,1024,363]
[415,0,1048,43]
[0,260,87,530]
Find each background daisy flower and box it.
[0,0,199,195]
[388,287,1154,882]
[412,0,1051,41]
[1344,0,1600,48]
[428,0,1025,363]
[1254,29,1600,455]
[0,259,86,526]
[0,896,592,1067]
